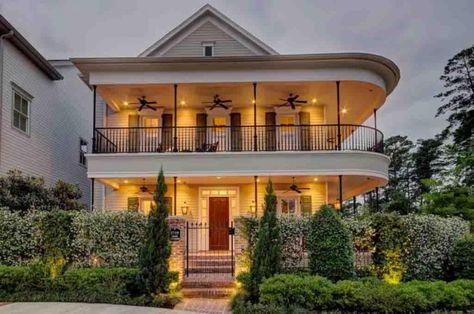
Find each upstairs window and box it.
[12,90,30,134]
[202,42,214,56]
[79,138,88,166]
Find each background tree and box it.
[381,136,415,212]
[411,137,444,203]
[249,179,281,302]
[137,168,171,295]
[0,170,50,212]
[435,45,474,149]
[49,180,85,211]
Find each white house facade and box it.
[73,4,399,271]
[0,15,92,204]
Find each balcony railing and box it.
[93,124,384,154]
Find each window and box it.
[202,43,214,56]
[140,198,156,215]
[79,138,88,166]
[12,91,30,133]
[277,196,299,216]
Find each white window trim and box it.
[275,191,301,216]
[202,42,215,56]
[11,83,33,136]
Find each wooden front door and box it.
[208,197,229,250]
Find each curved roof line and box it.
[138,4,278,57]
[71,52,400,95]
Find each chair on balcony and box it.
[196,141,219,152]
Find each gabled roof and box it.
[0,15,63,80]
[139,4,278,57]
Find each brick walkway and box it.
[174,298,231,314]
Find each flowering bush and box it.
[404,214,470,280]
[71,211,146,267]
[279,216,310,269]
[0,211,37,265]
[0,210,146,267]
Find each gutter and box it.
[0,30,14,170]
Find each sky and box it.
[0,0,473,140]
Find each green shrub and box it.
[371,213,408,282]
[308,206,354,280]
[259,274,333,310]
[0,265,173,307]
[279,216,310,269]
[450,236,474,279]
[253,274,474,313]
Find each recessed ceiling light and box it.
[341,108,348,114]
[123,101,128,106]
[216,176,222,179]
[313,178,319,182]
[311,98,317,104]
[256,178,260,182]
[123,180,129,184]
[177,179,181,183]
[180,100,186,106]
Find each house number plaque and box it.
[170,228,180,241]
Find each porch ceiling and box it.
[98,174,384,202]
[97,80,385,125]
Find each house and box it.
[0,15,92,204]
[72,4,399,274]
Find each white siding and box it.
[0,41,92,205]
[162,22,256,57]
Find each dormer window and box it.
[202,42,214,56]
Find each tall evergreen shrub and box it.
[137,168,171,295]
[308,205,354,280]
[249,179,281,301]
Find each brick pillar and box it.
[234,217,250,275]
[167,216,186,282]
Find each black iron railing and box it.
[93,124,384,154]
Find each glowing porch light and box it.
[180,100,186,106]
[341,107,348,114]
[177,179,182,183]
[216,176,222,179]
[123,101,128,106]
[313,178,319,182]
[123,180,129,184]
[251,99,256,104]
[311,98,317,104]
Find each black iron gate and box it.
[185,221,235,276]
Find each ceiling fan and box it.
[129,96,158,111]
[279,93,307,109]
[202,94,232,110]
[288,177,310,194]
[135,179,152,196]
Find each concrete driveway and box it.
[0,302,196,314]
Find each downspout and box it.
[0,31,15,170]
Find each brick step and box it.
[188,260,233,267]
[188,255,233,261]
[182,287,235,298]
[182,280,236,289]
[187,267,233,274]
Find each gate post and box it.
[166,216,186,282]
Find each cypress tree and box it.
[308,205,354,281]
[249,179,281,302]
[137,167,171,295]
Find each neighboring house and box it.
[0,15,92,205]
[73,4,399,268]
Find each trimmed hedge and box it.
[0,210,146,267]
[0,265,177,307]
[256,274,474,313]
[308,206,354,280]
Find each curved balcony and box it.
[93,124,384,154]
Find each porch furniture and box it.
[196,141,219,152]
